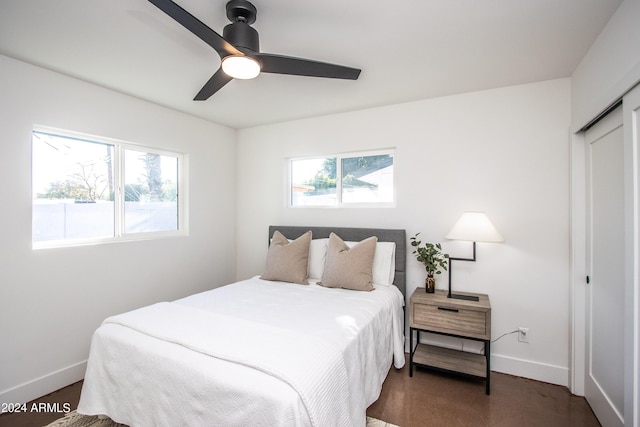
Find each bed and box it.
[77,226,407,427]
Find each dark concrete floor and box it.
[367,362,600,427]
[0,381,81,427]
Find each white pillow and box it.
[346,241,396,286]
[308,238,329,279]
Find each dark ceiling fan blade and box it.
[194,69,233,100]
[148,0,241,58]
[254,53,361,80]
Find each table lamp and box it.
[445,212,503,301]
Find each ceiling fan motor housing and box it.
[223,0,259,52]
[223,22,259,52]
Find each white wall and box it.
[571,0,640,131]
[0,55,237,403]
[236,78,572,385]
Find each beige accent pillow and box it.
[320,232,377,291]
[260,230,311,285]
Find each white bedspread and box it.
[78,276,405,427]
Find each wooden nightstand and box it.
[409,288,492,394]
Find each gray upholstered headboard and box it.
[268,225,407,297]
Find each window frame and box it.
[32,126,188,249]
[287,149,396,208]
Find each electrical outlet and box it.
[518,327,529,343]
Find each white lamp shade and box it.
[445,212,504,243]
[221,55,261,79]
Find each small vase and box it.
[425,275,435,293]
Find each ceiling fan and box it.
[148,0,362,100]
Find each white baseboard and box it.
[490,353,569,387]
[0,360,87,405]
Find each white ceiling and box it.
[0,0,622,129]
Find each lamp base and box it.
[447,242,481,302]
[448,293,480,302]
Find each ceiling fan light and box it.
[221,55,260,79]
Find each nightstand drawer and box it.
[412,303,487,338]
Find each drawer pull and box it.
[437,306,459,313]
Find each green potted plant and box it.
[410,233,449,293]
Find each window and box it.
[289,150,394,207]
[32,129,186,247]
[291,157,338,206]
[124,149,179,234]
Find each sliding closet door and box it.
[585,105,625,427]
[622,84,640,427]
